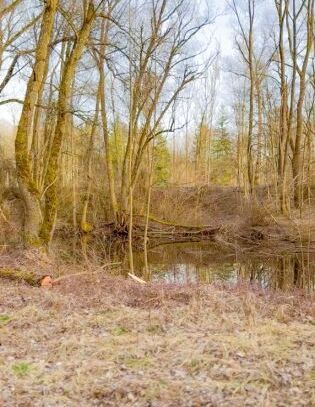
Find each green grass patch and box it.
[184,357,206,374]
[120,355,153,369]
[0,315,13,326]
[145,380,168,400]
[146,324,164,334]
[12,362,33,377]
[309,370,315,381]
[111,326,130,336]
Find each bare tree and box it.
[40,1,100,245]
[229,0,256,195]
[14,0,58,245]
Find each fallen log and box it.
[0,268,39,286]
[134,225,220,240]
[96,216,220,242]
[0,263,122,287]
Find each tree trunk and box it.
[99,65,119,224]
[40,2,95,245]
[81,85,101,232]
[247,1,254,195]
[14,0,58,246]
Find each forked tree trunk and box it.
[40,2,96,245]
[14,0,58,246]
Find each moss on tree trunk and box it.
[40,2,95,246]
[14,0,58,246]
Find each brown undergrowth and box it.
[1,185,314,251]
[0,272,314,407]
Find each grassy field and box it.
[0,274,314,407]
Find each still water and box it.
[64,236,315,291]
[88,240,315,291]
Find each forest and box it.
[0,0,314,406]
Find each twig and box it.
[54,263,121,282]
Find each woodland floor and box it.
[0,273,314,407]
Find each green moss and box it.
[40,165,58,245]
[15,130,39,196]
[23,233,42,248]
[80,221,93,233]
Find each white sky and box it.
[0,0,234,126]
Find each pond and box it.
[77,240,315,292]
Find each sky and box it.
[0,0,234,126]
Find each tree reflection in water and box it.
[70,238,314,291]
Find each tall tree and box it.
[14,0,58,245]
[230,0,256,195]
[40,1,99,245]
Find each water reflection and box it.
[68,238,314,291]
[130,242,315,291]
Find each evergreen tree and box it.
[210,107,235,184]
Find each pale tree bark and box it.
[97,15,119,224]
[143,140,154,279]
[30,50,51,187]
[274,0,290,213]
[254,76,263,185]
[247,0,255,194]
[289,0,314,208]
[230,0,256,195]
[233,84,247,191]
[80,85,101,232]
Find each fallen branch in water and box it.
[128,273,147,284]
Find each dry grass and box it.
[0,273,314,407]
